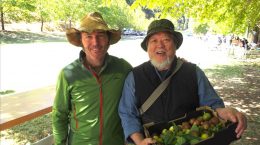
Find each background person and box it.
[118,19,247,145]
[52,12,132,145]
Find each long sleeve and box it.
[52,71,70,145]
[118,66,225,143]
[196,66,225,109]
[118,72,143,142]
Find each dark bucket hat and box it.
[141,19,183,51]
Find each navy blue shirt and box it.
[118,65,225,141]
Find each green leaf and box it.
[176,136,187,145]
[161,131,176,144]
[190,124,200,132]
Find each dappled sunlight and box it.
[224,101,251,113]
[0,138,17,145]
[235,107,250,114]
[204,58,260,145]
[245,137,258,141]
[245,74,254,77]
[229,78,247,84]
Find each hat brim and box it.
[66,28,121,47]
[141,28,183,51]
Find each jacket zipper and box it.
[84,63,103,145]
[93,72,103,145]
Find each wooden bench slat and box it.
[0,85,55,131]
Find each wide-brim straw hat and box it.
[141,19,183,51]
[66,12,121,47]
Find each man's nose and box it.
[92,37,99,45]
[157,40,165,47]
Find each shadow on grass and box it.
[204,64,244,80]
[0,30,66,44]
[204,62,260,145]
[204,62,259,104]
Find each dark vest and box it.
[133,59,199,124]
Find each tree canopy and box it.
[131,0,260,35]
[1,0,259,36]
[0,0,151,31]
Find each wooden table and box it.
[0,85,55,131]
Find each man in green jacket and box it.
[52,12,132,145]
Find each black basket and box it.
[143,107,239,145]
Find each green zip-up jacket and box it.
[52,51,132,145]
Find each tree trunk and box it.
[41,15,44,32]
[41,20,44,32]
[252,27,259,43]
[246,26,249,39]
[257,29,260,44]
[185,18,189,30]
[0,6,5,31]
[64,20,67,29]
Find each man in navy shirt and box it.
[118,19,247,145]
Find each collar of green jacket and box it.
[79,50,110,75]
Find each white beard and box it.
[150,57,174,70]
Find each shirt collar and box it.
[79,50,110,75]
[154,55,178,80]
